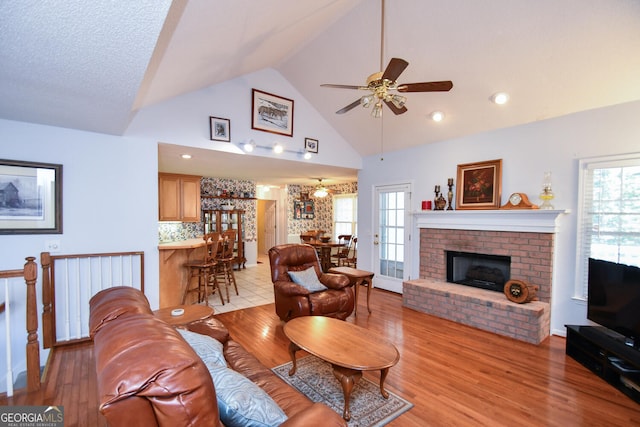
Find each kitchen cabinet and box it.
[159,173,201,222]
[203,209,246,269]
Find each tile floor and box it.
[206,255,274,314]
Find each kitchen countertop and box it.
[158,238,205,250]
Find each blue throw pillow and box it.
[177,328,227,368]
[288,267,328,293]
[207,364,288,427]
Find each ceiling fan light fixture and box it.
[491,92,510,105]
[360,95,374,108]
[430,111,445,122]
[372,102,383,118]
[313,187,329,198]
[389,94,406,109]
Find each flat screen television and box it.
[588,257,640,347]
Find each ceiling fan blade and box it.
[381,58,409,82]
[397,81,453,92]
[384,100,408,115]
[321,84,366,90]
[336,99,362,114]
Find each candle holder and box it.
[434,186,447,211]
[446,178,454,210]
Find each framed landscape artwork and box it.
[251,89,294,137]
[210,116,231,142]
[455,159,502,210]
[0,159,62,234]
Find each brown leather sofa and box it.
[269,244,354,322]
[89,286,346,427]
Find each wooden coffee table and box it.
[283,316,399,421]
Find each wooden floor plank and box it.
[2,287,639,426]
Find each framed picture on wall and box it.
[304,138,318,153]
[455,159,502,210]
[210,116,231,142]
[251,89,294,137]
[0,159,63,234]
[293,200,314,219]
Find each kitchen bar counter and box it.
[158,237,206,308]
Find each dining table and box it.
[308,240,345,272]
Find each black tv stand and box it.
[566,325,640,404]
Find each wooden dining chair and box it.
[213,230,239,303]
[182,232,223,305]
[331,234,353,266]
[343,237,357,267]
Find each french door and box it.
[373,183,412,293]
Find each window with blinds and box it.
[333,193,357,239]
[575,153,640,299]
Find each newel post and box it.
[24,256,40,391]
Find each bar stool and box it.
[213,230,239,303]
[182,232,224,306]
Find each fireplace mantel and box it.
[413,209,569,233]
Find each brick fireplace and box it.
[403,210,566,344]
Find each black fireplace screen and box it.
[446,251,511,292]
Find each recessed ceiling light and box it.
[430,111,445,122]
[181,154,192,159]
[490,92,510,105]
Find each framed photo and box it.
[305,138,318,153]
[293,200,315,220]
[455,159,502,210]
[0,159,62,234]
[210,116,230,142]
[251,89,294,137]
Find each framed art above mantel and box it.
[455,159,502,210]
[0,159,62,234]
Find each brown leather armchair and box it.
[269,244,354,321]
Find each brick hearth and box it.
[403,211,566,344]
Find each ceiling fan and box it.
[320,0,453,117]
[311,178,337,198]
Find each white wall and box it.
[357,100,640,336]
[126,68,362,170]
[0,119,159,390]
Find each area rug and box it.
[272,356,413,426]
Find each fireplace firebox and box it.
[446,251,511,292]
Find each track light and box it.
[273,143,284,154]
[242,140,256,152]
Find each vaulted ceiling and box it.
[2,0,639,185]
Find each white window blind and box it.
[333,193,357,239]
[575,153,640,299]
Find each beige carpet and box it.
[272,356,413,427]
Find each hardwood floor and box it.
[3,288,640,426]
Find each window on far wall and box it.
[333,193,357,240]
[575,153,640,300]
